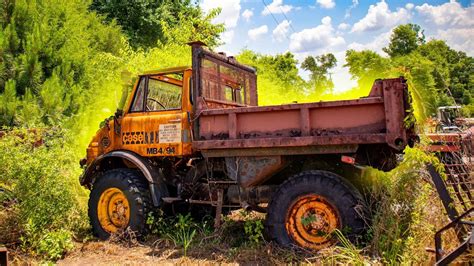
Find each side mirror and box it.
[114,109,123,118]
[114,109,123,135]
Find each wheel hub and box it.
[286,194,340,250]
[98,188,130,233]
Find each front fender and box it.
[79,150,167,206]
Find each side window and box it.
[224,86,233,102]
[146,78,182,111]
[130,77,145,112]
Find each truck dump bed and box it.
[193,77,413,157]
[188,43,414,157]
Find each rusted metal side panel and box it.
[308,104,386,133]
[198,97,385,140]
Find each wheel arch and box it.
[80,150,166,206]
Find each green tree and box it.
[240,50,301,85]
[301,53,337,92]
[417,40,473,106]
[344,49,391,91]
[237,49,309,105]
[383,24,425,58]
[90,0,223,48]
[0,0,124,126]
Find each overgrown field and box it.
[0,129,461,264]
[0,0,472,264]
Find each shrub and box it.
[0,129,88,260]
[366,146,445,263]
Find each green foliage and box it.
[0,129,88,260]
[301,53,337,93]
[344,49,392,95]
[165,214,197,256]
[344,24,473,120]
[417,40,473,106]
[34,229,74,261]
[0,0,124,128]
[383,24,425,58]
[237,49,311,105]
[244,219,264,245]
[90,0,223,49]
[323,229,365,265]
[366,147,444,263]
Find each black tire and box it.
[88,168,151,240]
[265,170,366,250]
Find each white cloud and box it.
[437,28,474,56]
[242,9,253,22]
[414,1,474,55]
[347,30,392,54]
[316,0,335,9]
[248,25,269,40]
[220,30,235,44]
[321,16,331,25]
[345,0,359,18]
[289,16,345,53]
[201,0,241,28]
[201,0,241,43]
[405,3,414,10]
[351,1,410,33]
[415,1,474,28]
[273,20,291,42]
[338,23,350,31]
[262,0,293,15]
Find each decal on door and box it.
[122,131,159,145]
[159,123,182,143]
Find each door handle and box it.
[168,119,181,123]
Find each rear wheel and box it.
[265,170,366,250]
[88,169,151,240]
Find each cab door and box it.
[143,74,184,157]
[120,71,193,157]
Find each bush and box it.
[366,146,445,263]
[0,129,88,260]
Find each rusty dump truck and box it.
[80,42,416,250]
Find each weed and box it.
[166,214,197,256]
[244,219,264,245]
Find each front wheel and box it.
[265,170,366,250]
[88,169,151,240]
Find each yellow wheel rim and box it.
[286,194,341,250]
[97,187,130,233]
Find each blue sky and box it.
[200,0,473,91]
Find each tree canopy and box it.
[383,23,425,58]
[301,53,337,92]
[345,24,473,119]
[90,0,223,49]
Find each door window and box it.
[146,78,182,111]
